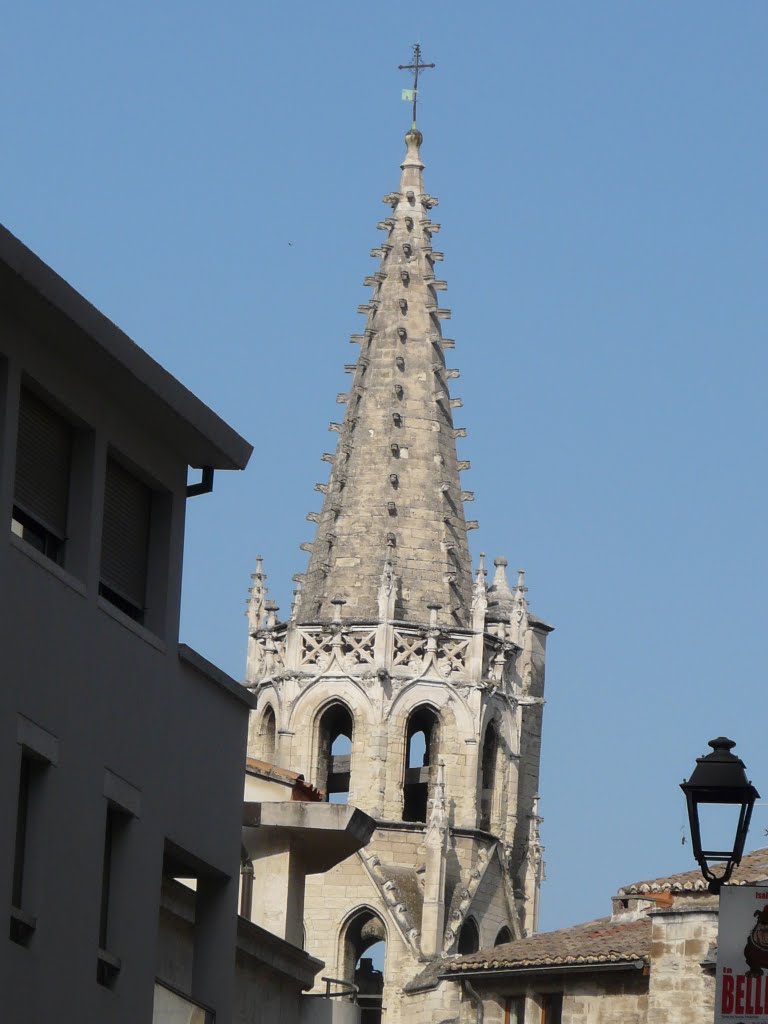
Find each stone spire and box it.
[298,128,474,627]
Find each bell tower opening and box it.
[341,909,386,1024]
[316,703,353,803]
[403,706,440,822]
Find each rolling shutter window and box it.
[14,388,72,539]
[100,458,151,612]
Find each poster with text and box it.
[716,885,768,1022]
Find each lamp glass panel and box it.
[695,801,744,856]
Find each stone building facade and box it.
[245,124,552,1020]
[435,850,768,1023]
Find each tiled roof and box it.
[444,916,650,974]
[619,847,768,895]
[244,757,322,801]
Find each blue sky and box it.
[4,1,767,933]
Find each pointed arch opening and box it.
[316,702,353,803]
[259,704,277,763]
[403,705,440,823]
[494,925,513,946]
[457,917,480,955]
[341,909,386,1024]
[479,720,499,832]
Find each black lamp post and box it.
[680,737,759,894]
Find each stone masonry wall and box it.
[646,907,717,1024]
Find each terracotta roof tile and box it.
[619,847,768,895]
[444,916,650,974]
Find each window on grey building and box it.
[99,456,152,623]
[12,387,72,564]
[402,705,439,823]
[10,751,49,946]
[97,803,131,987]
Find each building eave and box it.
[0,223,253,471]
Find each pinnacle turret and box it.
[297,129,474,626]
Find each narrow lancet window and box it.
[260,705,276,762]
[342,910,386,1024]
[403,706,439,822]
[479,721,499,832]
[457,917,480,954]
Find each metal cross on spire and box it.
[398,43,435,127]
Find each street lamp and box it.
[681,737,759,894]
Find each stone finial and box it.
[290,580,303,621]
[264,599,279,629]
[331,596,346,623]
[471,554,488,631]
[247,555,267,631]
[486,556,516,626]
[509,567,530,643]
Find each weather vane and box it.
[398,43,435,127]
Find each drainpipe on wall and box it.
[462,979,484,1024]
[186,466,214,497]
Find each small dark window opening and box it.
[317,704,353,802]
[99,457,151,623]
[494,925,513,946]
[10,753,46,946]
[97,804,129,987]
[541,993,563,1024]
[403,707,439,823]
[12,388,72,565]
[11,757,32,911]
[479,722,499,832]
[457,917,480,954]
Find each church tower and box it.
[245,75,552,1019]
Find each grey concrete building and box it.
[245,123,553,1022]
[0,223,254,1022]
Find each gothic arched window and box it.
[494,925,513,946]
[403,705,440,823]
[341,908,386,1024]
[479,720,499,832]
[316,703,353,803]
[457,917,480,954]
[260,705,276,763]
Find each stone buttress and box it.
[244,127,553,1022]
